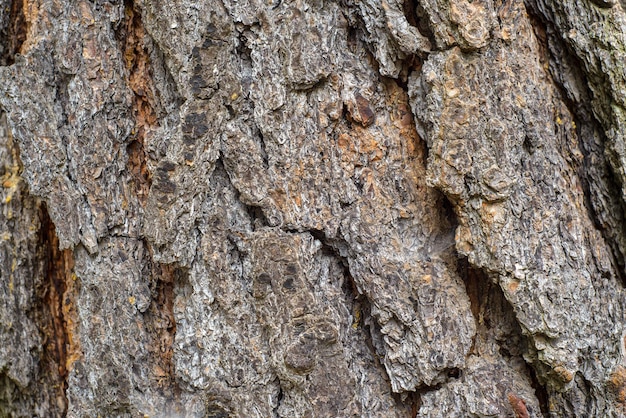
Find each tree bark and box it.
[1,0,626,416]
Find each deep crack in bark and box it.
[117,0,157,206]
[36,204,78,417]
[0,0,27,66]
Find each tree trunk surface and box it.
[1,0,626,416]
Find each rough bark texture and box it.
[1,0,626,416]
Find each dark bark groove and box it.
[1,0,626,416]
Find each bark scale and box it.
[1,0,626,416]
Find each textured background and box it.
[1,0,626,416]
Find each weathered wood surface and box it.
[1,0,626,416]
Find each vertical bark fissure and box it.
[457,258,481,356]
[462,260,550,417]
[117,0,156,206]
[1,0,27,66]
[0,111,75,417]
[272,380,284,418]
[452,235,552,417]
[568,105,626,285]
[142,254,181,399]
[307,228,423,414]
[36,204,78,417]
[526,6,626,286]
[339,247,425,415]
[526,361,550,416]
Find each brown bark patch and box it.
[37,206,79,416]
[385,78,428,167]
[118,1,157,206]
[507,392,530,418]
[143,261,179,396]
[609,366,626,408]
[2,0,28,65]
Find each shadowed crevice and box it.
[404,0,436,54]
[36,204,78,418]
[457,257,550,417]
[272,380,284,417]
[526,0,626,288]
[456,257,482,358]
[116,0,157,206]
[141,243,185,408]
[526,361,550,416]
[305,228,421,414]
[0,0,27,66]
